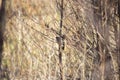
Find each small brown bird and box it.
[56,36,62,46]
[56,35,65,50]
[62,35,66,50]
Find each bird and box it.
[56,36,62,46]
[56,35,66,50]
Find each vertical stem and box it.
[0,0,10,79]
[101,1,105,80]
[59,0,64,36]
[59,0,64,80]
[0,0,6,69]
[82,29,87,80]
[18,9,22,67]
[117,0,120,79]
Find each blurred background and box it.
[0,0,119,80]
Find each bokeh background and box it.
[0,0,120,80]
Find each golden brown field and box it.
[0,0,120,80]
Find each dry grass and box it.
[0,0,119,80]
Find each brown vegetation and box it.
[0,0,119,80]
